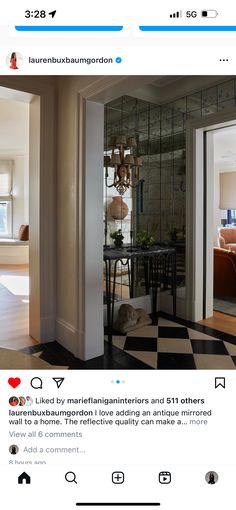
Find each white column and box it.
[76,99,104,360]
[29,92,56,342]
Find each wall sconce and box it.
[104,135,142,195]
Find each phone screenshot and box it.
[0,2,235,509]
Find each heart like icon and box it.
[8,377,21,389]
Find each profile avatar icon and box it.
[25,396,33,406]
[19,396,26,407]
[7,52,23,70]
[9,444,19,455]
[205,471,218,484]
[9,396,19,407]
[10,52,18,70]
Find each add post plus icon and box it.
[112,472,124,484]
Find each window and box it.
[0,160,13,238]
[227,210,236,225]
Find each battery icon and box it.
[201,10,218,18]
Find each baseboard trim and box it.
[56,318,105,361]
[56,318,77,356]
[160,291,186,319]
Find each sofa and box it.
[218,227,236,252]
[214,247,236,299]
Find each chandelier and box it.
[104,135,142,195]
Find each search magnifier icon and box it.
[65,471,77,484]
[30,377,43,389]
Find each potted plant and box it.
[136,230,155,249]
[110,229,124,248]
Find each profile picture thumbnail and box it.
[9,396,19,406]
[19,396,26,406]
[25,396,33,406]
[7,52,23,70]
[9,444,19,455]
[205,471,219,484]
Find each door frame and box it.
[0,77,56,342]
[186,108,236,322]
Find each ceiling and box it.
[0,86,34,103]
[131,75,236,105]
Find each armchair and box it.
[214,247,236,299]
[218,227,236,252]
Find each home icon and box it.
[18,472,31,484]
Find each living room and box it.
[211,126,236,325]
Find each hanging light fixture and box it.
[104,135,142,195]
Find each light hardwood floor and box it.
[199,311,236,336]
[0,265,38,349]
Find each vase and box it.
[108,197,129,220]
[114,239,123,248]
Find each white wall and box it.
[0,245,28,264]
[0,98,29,238]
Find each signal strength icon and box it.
[170,11,182,18]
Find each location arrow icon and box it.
[52,377,65,388]
[49,10,57,18]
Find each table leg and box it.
[163,254,169,290]
[171,252,177,317]
[111,260,119,336]
[105,259,112,344]
[128,258,135,299]
[144,257,150,295]
[151,256,158,315]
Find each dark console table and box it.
[104,245,176,342]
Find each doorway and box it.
[0,78,56,352]
[0,93,31,349]
[212,126,236,319]
[186,109,236,332]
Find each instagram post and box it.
[0,74,235,371]
[0,2,236,510]
[1,74,234,508]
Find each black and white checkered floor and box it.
[105,314,236,369]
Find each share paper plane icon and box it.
[52,377,65,388]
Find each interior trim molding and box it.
[78,76,127,98]
[0,77,57,344]
[56,318,78,356]
[186,107,236,321]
